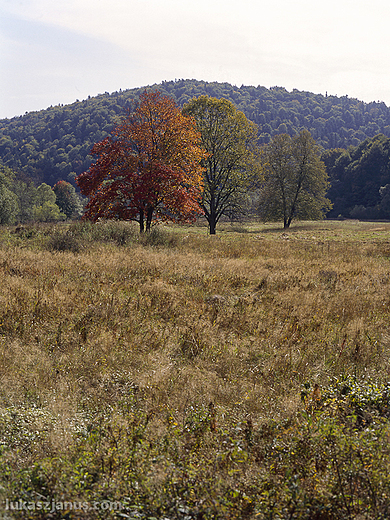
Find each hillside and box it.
[1,79,390,188]
[324,133,390,218]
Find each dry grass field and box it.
[1,219,390,519]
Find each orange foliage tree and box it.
[76,91,206,232]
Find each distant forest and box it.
[1,79,390,219]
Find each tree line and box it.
[76,91,331,233]
[1,79,390,191]
[323,133,390,218]
[2,84,390,229]
[0,163,83,224]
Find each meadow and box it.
[1,219,390,519]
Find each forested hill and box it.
[1,78,390,187]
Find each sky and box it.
[1,0,390,119]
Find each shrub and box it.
[139,227,179,247]
[46,229,81,253]
[69,220,138,246]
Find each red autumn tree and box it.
[76,91,206,232]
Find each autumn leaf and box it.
[76,91,206,232]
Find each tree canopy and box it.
[0,163,19,224]
[183,95,259,234]
[323,133,390,218]
[32,182,66,222]
[53,181,84,219]
[76,91,206,231]
[2,80,390,190]
[258,130,332,228]
[3,80,390,224]
[0,161,71,223]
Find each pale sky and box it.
[1,0,389,119]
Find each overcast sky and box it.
[1,0,389,119]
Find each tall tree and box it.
[32,183,65,222]
[182,96,259,234]
[258,130,332,228]
[76,91,206,232]
[12,180,37,223]
[53,180,84,219]
[0,162,19,224]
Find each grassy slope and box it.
[1,219,390,518]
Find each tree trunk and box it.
[146,206,154,232]
[139,208,145,233]
[209,215,217,235]
[208,195,217,234]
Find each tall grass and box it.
[0,220,390,518]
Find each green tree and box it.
[33,183,65,222]
[0,163,19,224]
[12,180,38,223]
[33,202,65,222]
[324,134,390,218]
[53,180,83,219]
[182,95,259,234]
[379,183,390,217]
[258,130,332,228]
[34,183,57,206]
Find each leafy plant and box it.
[258,130,332,228]
[76,91,206,232]
[183,95,259,234]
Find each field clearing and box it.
[1,219,390,519]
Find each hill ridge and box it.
[1,79,390,188]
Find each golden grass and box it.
[1,219,390,517]
[0,220,388,421]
